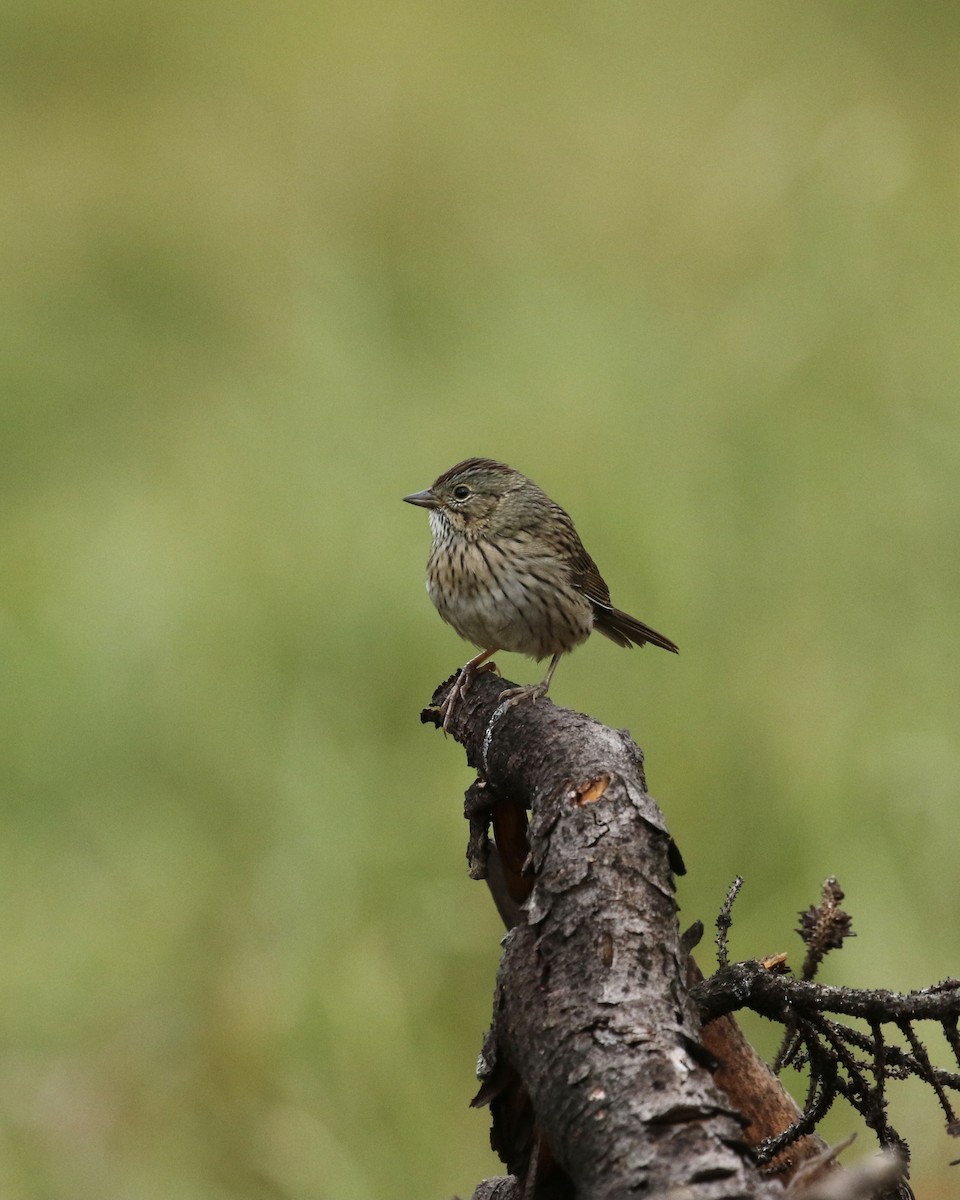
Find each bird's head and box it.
[403,458,537,538]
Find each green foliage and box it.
[2,1,959,1195]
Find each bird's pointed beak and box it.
[403,488,439,510]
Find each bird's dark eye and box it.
[452,484,471,500]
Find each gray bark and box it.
[423,669,788,1200]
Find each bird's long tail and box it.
[594,606,679,654]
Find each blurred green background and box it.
[3,1,959,1196]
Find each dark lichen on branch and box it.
[693,880,960,1176]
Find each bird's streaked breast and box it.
[425,529,592,659]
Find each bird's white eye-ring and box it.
[452,484,471,500]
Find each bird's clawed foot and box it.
[494,652,560,718]
[439,655,500,733]
[496,681,549,714]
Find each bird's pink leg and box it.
[497,652,563,711]
[440,647,501,732]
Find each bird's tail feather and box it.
[594,606,679,654]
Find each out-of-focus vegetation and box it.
[2,2,959,1196]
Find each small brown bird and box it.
[404,458,677,729]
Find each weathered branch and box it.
[422,670,816,1199]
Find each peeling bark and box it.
[422,670,805,1199]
